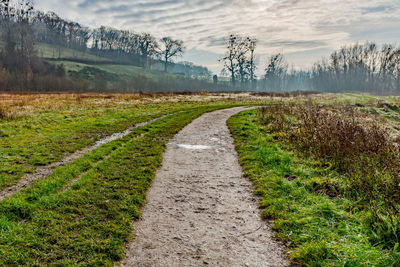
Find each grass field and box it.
[0,104,246,265]
[47,60,169,80]
[228,95,400,266]
[1,93,286,266]
[2,92,400,265]
[0,93,272,191]
[37,43,110,63]
[0,93,263,265]
[36,42,175,82]
[0,94,188,190]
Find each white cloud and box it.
[35,0,400,73]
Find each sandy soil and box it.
[0,114,173,201]
[122,107,289,267]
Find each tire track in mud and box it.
[0,113,176,201]
[122,107,289,267]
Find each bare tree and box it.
[159,37,184,72]
[311,42,400,94]
[264,53,288,91]
[0,0,14,52]
[0,0,35,72]
[221,35,257,88]
[247,37,257,88]
[137,33,158,68]
[236,37,249,84]
[0,0,11,27]
[220,34,239,85]
[237,37,257,86]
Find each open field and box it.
[0,93,279,189]
[1,92,400,265]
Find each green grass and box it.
[0,101,217,191]
[47,60,90,72]
[228,109,400,266]
[31,41,167,85]
[36,43,111,63]
[0,104,241,266]
[47,60,166,81]
[38,42,171,82]
[4,92,397,265]
[95,64,168,80]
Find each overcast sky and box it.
[35,0,400,74]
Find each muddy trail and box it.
[0,114,174,201]
[122,107,289,267]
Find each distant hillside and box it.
[0,1,234,93]
[36,42,212,83]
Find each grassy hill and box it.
[37,43,171,80]
[37,43,111,63]
[48,60,168,80]
[0,41,226,92]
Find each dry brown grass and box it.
[0,105,7,119]
[0,92,185,118]
[0,92,269,119]
[0,91,323,121]
[260,102,395,162]
[0,92,296,119]
[0,93,155,119]
[260,102,400,246]
[260,102,400,232]
[251,90,321,98]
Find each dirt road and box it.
[122,107,289,267]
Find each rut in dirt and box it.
[0,114,174,201]
[122,107,289,267]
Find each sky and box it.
[35,0,400,74]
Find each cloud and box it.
[362,5,391,14]
[35,0,400,73]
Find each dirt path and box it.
[122,107,289,267]
[0,114,174,201]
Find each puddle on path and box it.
[177,144,212,150]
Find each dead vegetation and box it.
[0,93,204,119]
[260,102,400,247]
[251,91,321,98]
[0,92,315,120]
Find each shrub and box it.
[260,102,400,247]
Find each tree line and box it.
[221,34,400,94]
[0,0,186,71]
[2,0,400,94]
[0,0,222,92]
[0,0,75,92]
[312,42,400,94]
